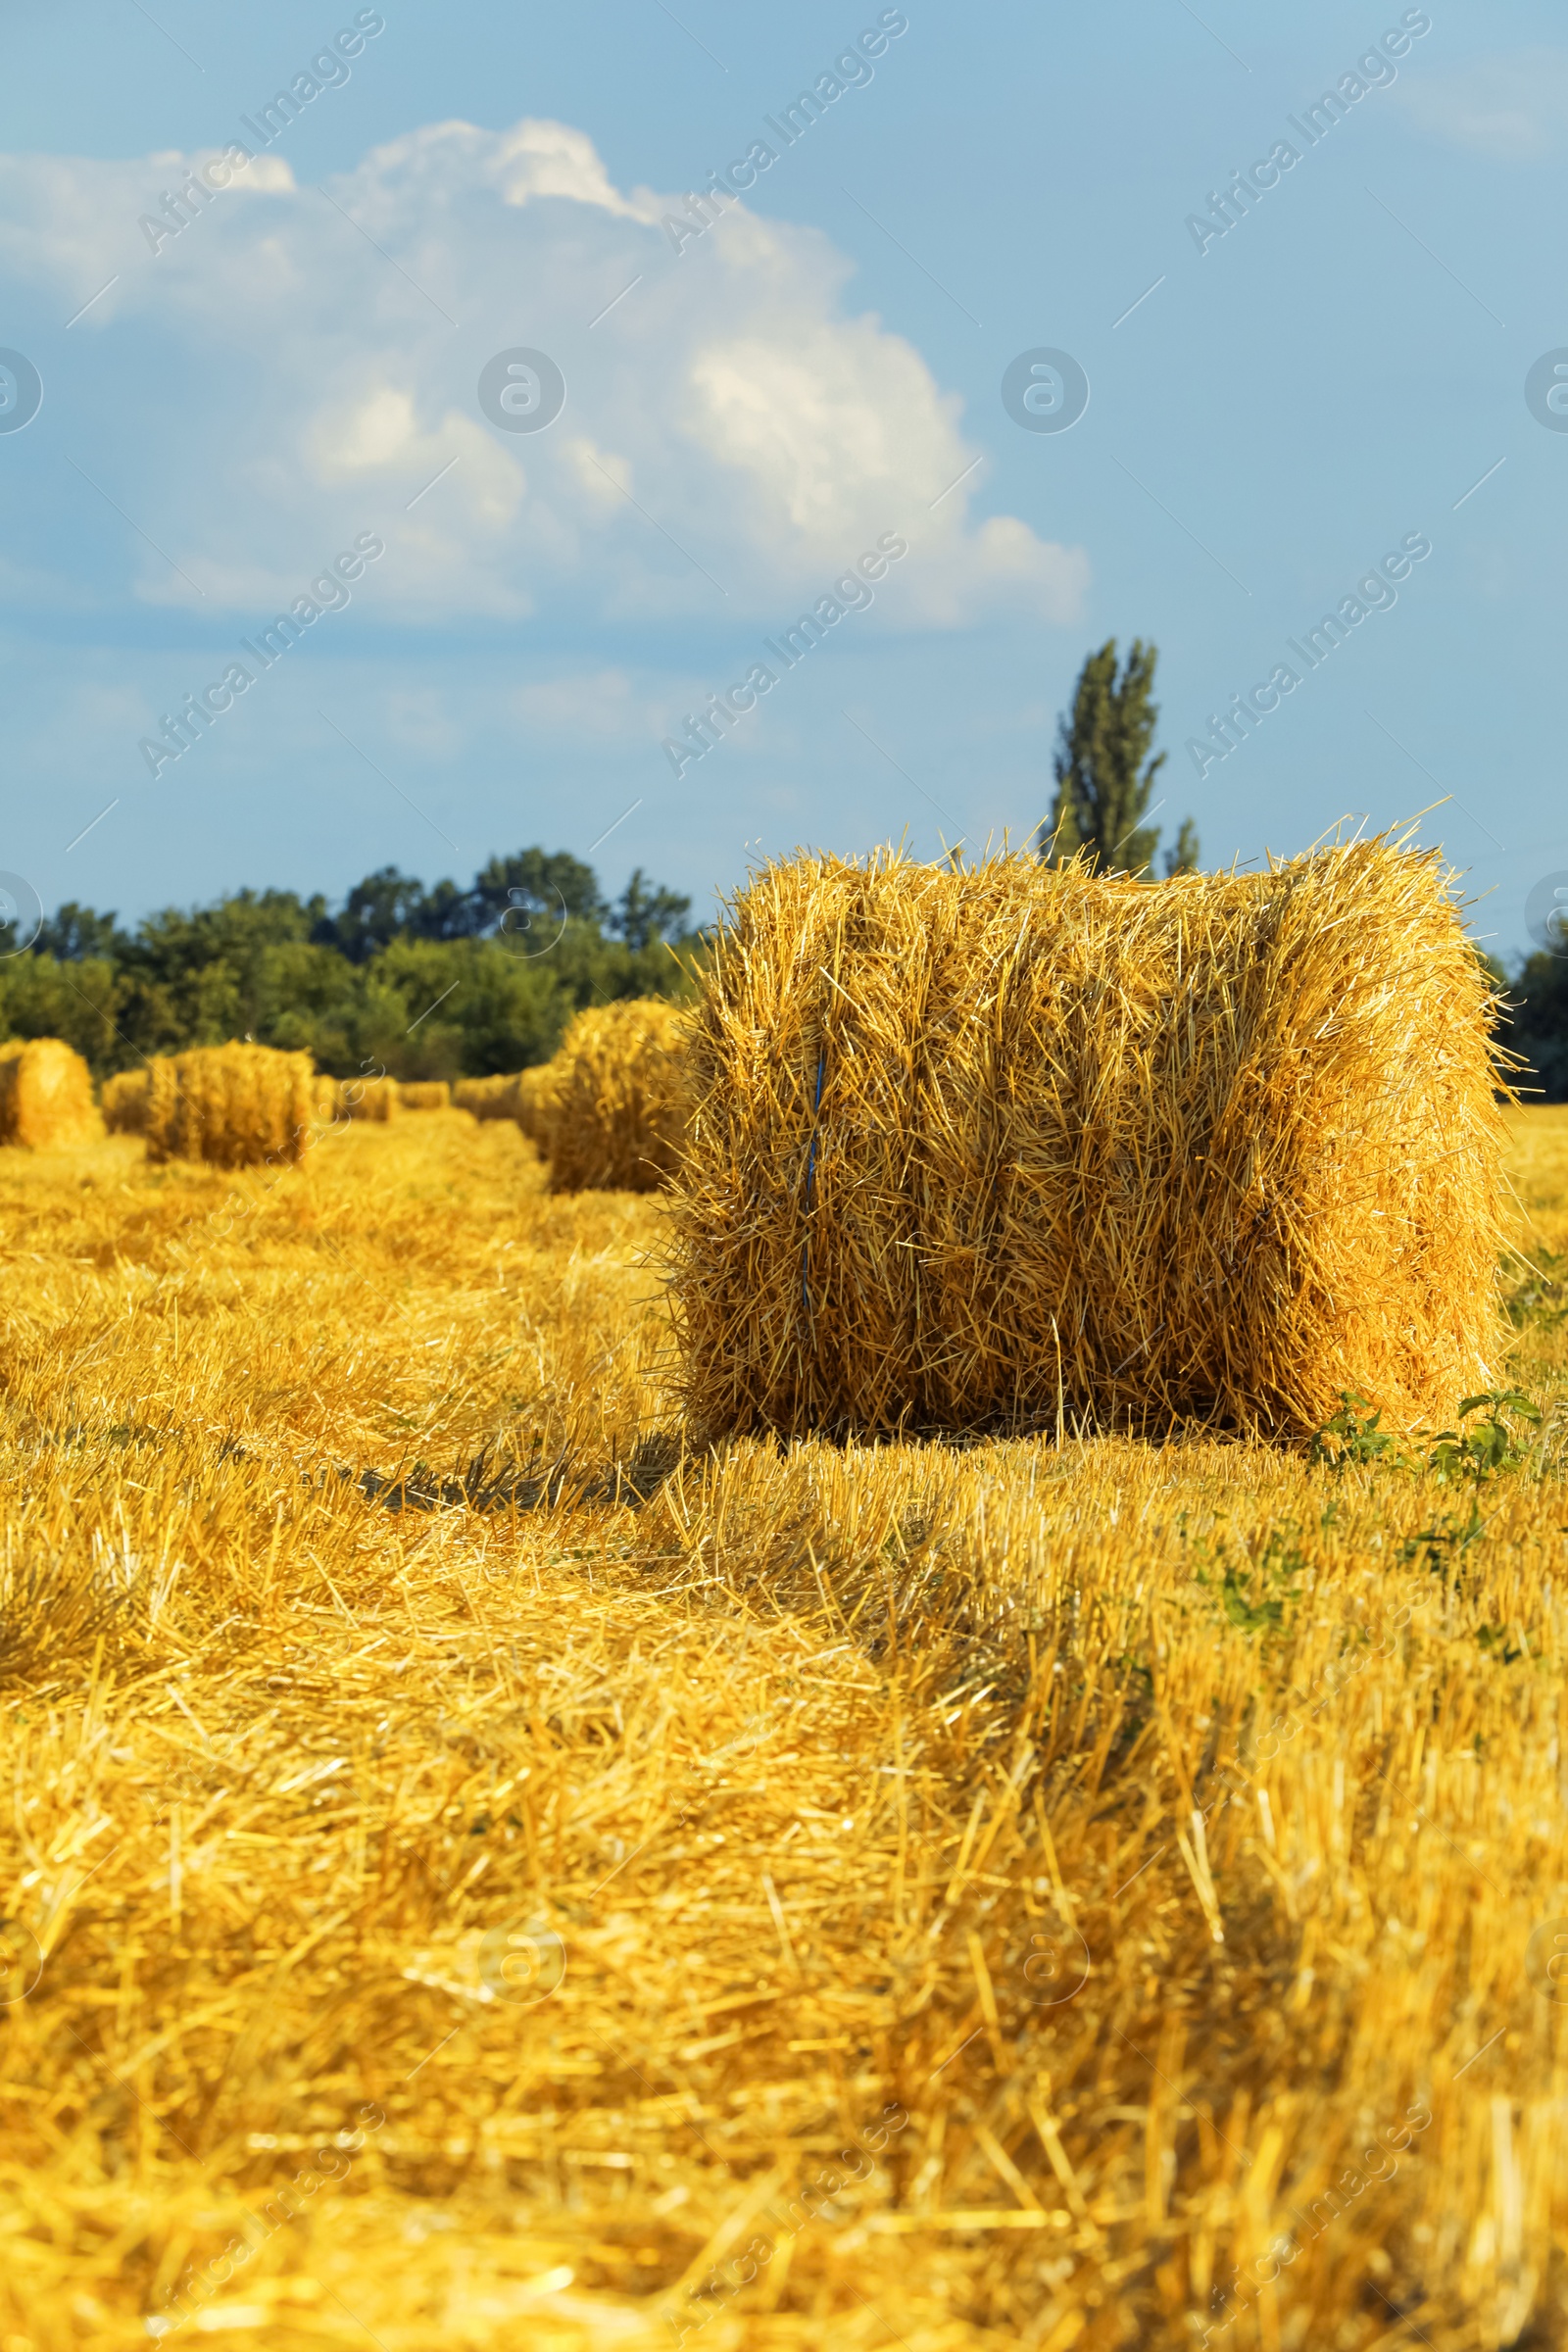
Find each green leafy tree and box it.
[33,902,131,961]
[315,850,612,960]
[609,867,693,950]
[1501,952,1568,1102]
[0,954,122,1070]
[468,849,608,935]
[1041,639,1197,880]
[110,889,324,1056]
[313,867,430,963]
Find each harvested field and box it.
[0,1105,1565,2349]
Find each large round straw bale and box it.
[668,842,1513,1442]
[398,1080,451,1111]
[102,1067,151,1135]
[542,1000,689,1194]
[144,1043,316,1169]
[0,1038,103,1149]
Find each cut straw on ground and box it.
[0,1109,1562,2346]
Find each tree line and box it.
[0,852,701,1082]
[6,643,1563,1094]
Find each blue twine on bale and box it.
[801,1048,826,1322]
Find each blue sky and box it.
[1,0,1563,951]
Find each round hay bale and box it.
[0,1039,103,1149]
[668,842,1513,1442]
[102,1067,151,1135]
[144,1043,316,1169]
[455,1068,561,1142]
[454,1075,511,1120]
[541,1001,688,1194]
[513,1063,564,1148]
[398,1080,451,1111]
[341,1075,401,1123]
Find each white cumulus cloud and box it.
[1396,47,1568,158]
[0,116,1086,631]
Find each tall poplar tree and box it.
[1041,638,1197,878]
[1163,817,1201,877]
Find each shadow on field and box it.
[349,1431,686,1515]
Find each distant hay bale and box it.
[0,1039,103,1150]
[144,1044,316,1169]
[342,1075,401,1123]
[398,1080,451,1111]
[102,1068,150,1135]
[543,1001,689,1194]
[514,1064,564,1148]
[455,1066,562,1143]
[311,1076,341,1124]
[454,1075,512,1120]
[668,841,1513,1443]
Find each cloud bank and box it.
[0,116,1087,632]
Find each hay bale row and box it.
[81,1010,689,1191]
[6,1043,458,1162]
[145,1044,316,1170]
[450,1013,688,1188]
[667,841,1511,1442]
[0,1039,102,1149]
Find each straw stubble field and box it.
[1,1105,1567,2349]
